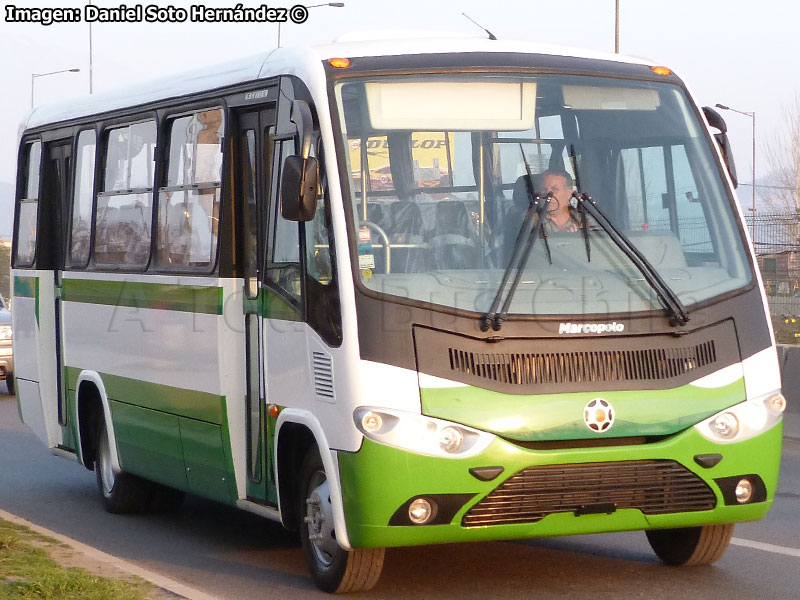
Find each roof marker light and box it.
[329,57,351,69]
[650,66,671,76]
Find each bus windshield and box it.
[333,73,753,318]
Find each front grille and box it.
[448,341,716,386]
[462,460,716,527]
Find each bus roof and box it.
[22,35,655,132]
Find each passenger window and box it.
[156,109,224,267]
[242,129,259,293]
[410,132,451,188]
[69,130,96,267]
[621,146,669,232]
[15,141,42,267]
[671,144,714,259]
[266,138,301,303]
[95,121,156,266]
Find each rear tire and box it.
[299,448,384,593]
[95,419,150,514]
[6,374,14,396]
[646,523,734,566]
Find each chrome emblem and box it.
[584,398,615,433]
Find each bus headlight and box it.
[710,413,739,439]
[765,393,786,414]
[353,407,495,458]
[694,390,784,444]
[438,427,464,453]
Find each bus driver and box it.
[540,169,581,232]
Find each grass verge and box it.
[0,518,152,600]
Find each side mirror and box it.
[280,99,319,222]
[703,106,738,188]
[280,155,318,222]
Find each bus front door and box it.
[25,140,71,449]
[237,107,279,505]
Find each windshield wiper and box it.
[481,145,553,332]
[572,191,689,327]
[480,191,551,331]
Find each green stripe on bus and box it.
[13,276,36,298]
[264,289,301,321]
[62,278,223,315]
[65,367,225,424]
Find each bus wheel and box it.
[6,374,14,396]
[95,419,149,514]
[299,448,384,593]
[646,523,734,566]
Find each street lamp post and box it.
[716,103,756,238]
[277,2,345,48]
[31,68,81,108]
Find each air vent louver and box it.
[463,460,717,527]
[312,351,335,401]
[448,341,716,386]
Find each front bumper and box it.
[337,422,782,548]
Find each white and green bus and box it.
[12,34,786,592]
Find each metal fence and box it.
[745,212,800,342]
[747,212,800,255]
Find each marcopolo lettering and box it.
[558,322,625,335]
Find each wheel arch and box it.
[274,409,352,550]
[75,371,121,474]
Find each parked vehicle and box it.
[0,295,13,395]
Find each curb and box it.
[0,508,220,600]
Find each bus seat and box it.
[428,200,478,270]
[388,200,427,272]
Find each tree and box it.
[761,92,800,211]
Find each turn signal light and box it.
[650,66,671,76]
[329,57,351,68]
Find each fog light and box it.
[408,497,434,524]
[438,426,464,453]
[710,412,739,440]
[735,478,753,503]
[765,393,786,414]
[361,411,382,433]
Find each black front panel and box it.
[413,319,738,394]
[355,283,769,374]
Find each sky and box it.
[0,0,798,234]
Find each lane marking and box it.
[0,508,221,600]
[732,537,800,558]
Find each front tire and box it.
[646,523,734,566]
[6,374,14,396]
[299,448,384,593]
[95,419,150,514]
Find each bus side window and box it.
[265,137,302,305]
[69,130,96,268]
[95,121,156,267]
[156,108,224,268]
[14,141,42,267]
